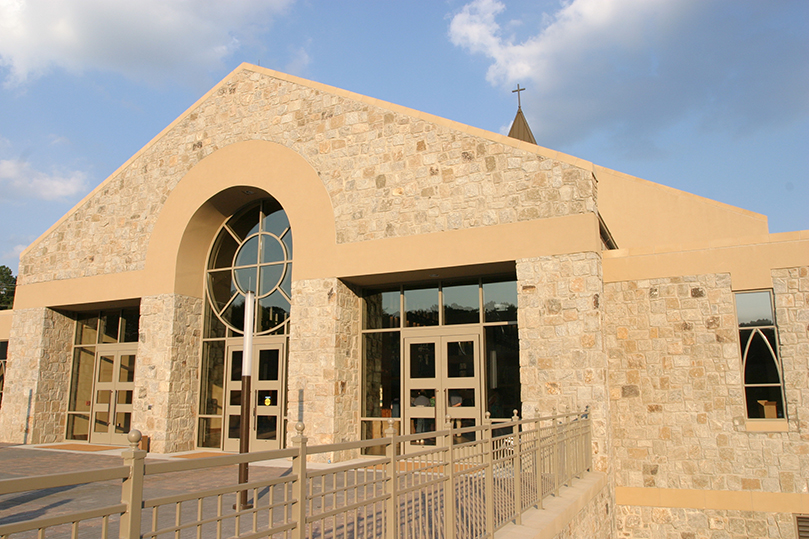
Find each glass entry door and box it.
[91,347,136,445]
[224,342,285,452]
[404,332,482,449]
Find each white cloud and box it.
[449,0,809,152]
[4,244,25,260]
[0,158,87,200]
[0,0,293,87]
[47,134,70,146]
[284,43,311,77]
[0,244,26,273]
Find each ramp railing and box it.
[0,407,591,539]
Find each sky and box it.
[0,0,807,273]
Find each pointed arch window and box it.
[736,291,785,419]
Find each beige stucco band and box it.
[603,231,809,290]
[617,486,809,513]
[0,311,11,340]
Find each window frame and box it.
[734,289,787,424]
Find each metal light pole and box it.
[237,290,255,511]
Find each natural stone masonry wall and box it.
[772,266,809,438]
[135,294,203,453]
[607,269,809,538]
[0,308,73,444]
[20,68,595,285]
[551,479,612,539]
[617,506,798,539]
[287,278,361,458]
[516,252,609,474]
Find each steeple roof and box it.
[507,107,537,145]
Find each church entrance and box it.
[403,330,483,448]
[360,278,521,454]
[223,339,286,452]
[89,344,137,445]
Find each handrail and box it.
[0,504,127,536]
[1,406,591,539]
[0,466,129,495]
[143,447,298,474]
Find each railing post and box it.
[120,430,146,539]
[291,422,308,539]
[585,405,592,472]
[444,415,456,539]
[563,405,571,486]
[552,408,560,497]
[385,420,398,539]
[511,410,522,525]
[534,417,543,510]
[483,412,494,537]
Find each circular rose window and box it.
[206,200,292,335]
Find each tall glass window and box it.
[360,278,519,451]
[736,291,785,419]
[66,308,139,441]
[199,198,292,449]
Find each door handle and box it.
[111,390,117,428]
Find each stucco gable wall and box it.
[19,66,596,286]
[596,166,769,250]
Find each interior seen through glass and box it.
[361,280,520,453]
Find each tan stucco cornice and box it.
[12,270,151,311]
[603,230,809,289]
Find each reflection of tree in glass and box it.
[484,300,517,322]
[739,318,774,327]
[0,265,15,309]
[408,306,439,326]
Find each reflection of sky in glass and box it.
[263,211,290,235]
[235,236,259,267]
[736,291,773,326]
[405,288,438,313]
[483,281,517,310]
[234,267,258,294]
[261,235,285,263]
[380,291,399,318]
[280,265,292,297]
[282,230,293,259]
[259,264,284,296]
[443,284,479,312]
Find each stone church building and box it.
[0,64,807,537]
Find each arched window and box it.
[206,199,292,336]
[736,291,785,419]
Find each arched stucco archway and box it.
[145,139,337,299]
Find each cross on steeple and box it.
[512,84,525,109]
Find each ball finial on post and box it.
[127,429,142,449]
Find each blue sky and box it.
[0,0,807,273]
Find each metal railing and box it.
[0,407,591,539]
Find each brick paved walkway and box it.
[0,443,295,538]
